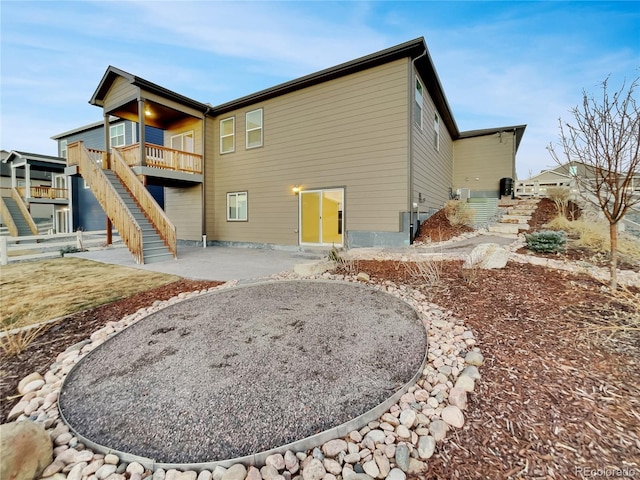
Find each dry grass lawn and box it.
[0,257,180,329]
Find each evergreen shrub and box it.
[524,230,567,253]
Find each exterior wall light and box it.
[292,186,300,194]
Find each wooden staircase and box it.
[0,190,38,237]
[488,198,540,237]
[67,142,176,264]
[102,171,174,263]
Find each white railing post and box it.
[76,230,83,250]
[0,236,7,266]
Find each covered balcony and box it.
[117,143,203,185]
[2,151,68,205]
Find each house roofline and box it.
[3,150,66,164]
[51,116,123,140]
[89,66,211,113]
[459,124,527,151]
[87,38,467,139]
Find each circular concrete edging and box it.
[58,280,428,471]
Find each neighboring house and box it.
[52,118,164,232]
[63,37,527,262]
[1,150,68,234]
[515,161,640,198]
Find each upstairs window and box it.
[110,123,125,147]
[434,113,440,151]
[414,78,424,129]
[246,109,263,149]
[220,117,235,154]
[59,140,67,158]
[227,191,247,221]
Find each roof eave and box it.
[212,37,427,115]
[459,124,527,151]
[89,66,210,113]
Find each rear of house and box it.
[53,37,526,261]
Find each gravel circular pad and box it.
[59,281,427,463]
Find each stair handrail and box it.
[0,196,19,237]
[111,149,177,258]
[10,188,38,235]
[68,141,144,264]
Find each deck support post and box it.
[138,98,146,167]
[106,218,112,246]
[103,113,111,170]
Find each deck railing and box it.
[112,149,177,258]
[16,186,68,200]
[68,141,144,264]
[118,143,202,174]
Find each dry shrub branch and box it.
[444,200,475,226]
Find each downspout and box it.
[512,128,517,198]
[201,106,210,246]
[409,49,427,243]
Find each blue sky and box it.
[1,1,638,178]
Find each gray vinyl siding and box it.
[57,121,166,231]
[412,70,454,213]
[205,59,410,246]
[453,133,516,197]
[56,120,147,150]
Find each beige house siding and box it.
[205,59,410,246]
[165,184,202,241]
[160,117,205,241]
[412,71,454,213]
[102,77,137,113]
[453,132,516,196]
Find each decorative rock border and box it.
[8,272,484,480]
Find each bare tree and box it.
[548,77,640,289]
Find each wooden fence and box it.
[0,230,122,265]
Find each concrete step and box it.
[489,223,529,234]
[500,214,532,224]
[143,251,174,264]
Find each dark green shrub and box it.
[525,230,567,253]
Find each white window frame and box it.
[415,78,424,129]
[245,108,263,149]
[110,123,126,147]
[220,117,235,154]
[171,131,195,152]
[226,191,247,221]
[60,140,67,159]
[434,113,440,151]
